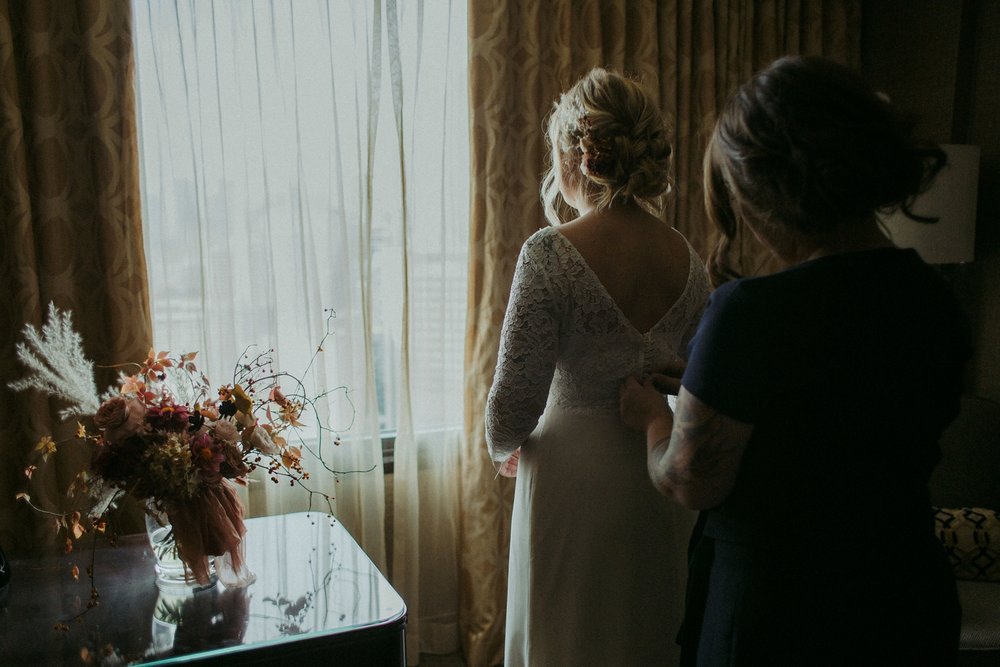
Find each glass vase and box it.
[145,504,216,588]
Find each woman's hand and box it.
[648,360,686,396]
[495,448,520,478]
[619,375,673,433]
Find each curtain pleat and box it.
[0,0,152,555]
[462,2,861,664]
[388,1,467,660]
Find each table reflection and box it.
[0,513,406,666]
[149,581,250,659]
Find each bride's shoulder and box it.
[519,226,566,258]
[524,225,561,243]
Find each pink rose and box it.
[123,399,148,431]
[95,397,147,442]
[211,419,239,444]
[94,397,128,430]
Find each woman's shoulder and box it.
[700,274,787,327]
[510,227,575,292]
[707,246,949,318]
[522,225,561,246]
[519,225,562,254]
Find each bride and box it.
[486,68,710,666]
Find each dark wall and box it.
[862,0,1000,401]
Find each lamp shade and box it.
[879,144,980,264]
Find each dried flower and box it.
[146,404,192,433]
[211,419,239,444]
[220,442,250,479]
[242,423,278,455]
[93,396,128,430]
[94,397,147,442]
[7,303,100,419]
[190,431,225,482]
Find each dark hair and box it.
[705,56,946,285]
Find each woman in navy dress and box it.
[621,56,970,666]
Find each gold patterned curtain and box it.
[461,1,860,665]
[0,0,151,554]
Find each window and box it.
[132,0,469,454]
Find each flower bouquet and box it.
[10,304,349,596]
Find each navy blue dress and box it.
[679,248,970,666]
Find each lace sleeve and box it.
[485,234,560,463]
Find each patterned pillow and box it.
[934,507,1000,582]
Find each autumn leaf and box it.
[71,565,80,581]
[70,512,85,540]
[76,422,87,438]
[232,384,253,415]
[281,446,302,469]
[180,351,199,372]
[119,374,145,395]
[155,350,174,369]
[35,435,56,461]
[145,349,174,380]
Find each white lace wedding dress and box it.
[486,226,710,667]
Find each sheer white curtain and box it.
[132,0,467,660]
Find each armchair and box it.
[930,395,1000,666]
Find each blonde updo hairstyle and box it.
[541,68,673,225]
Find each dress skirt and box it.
[504,404,695,667]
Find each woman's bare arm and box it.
[621,378,752,509]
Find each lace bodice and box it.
[486,226,710,462]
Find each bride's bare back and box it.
[558,204,691,334]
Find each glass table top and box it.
[0,512,405,665]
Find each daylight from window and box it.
[132,0,469,445]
